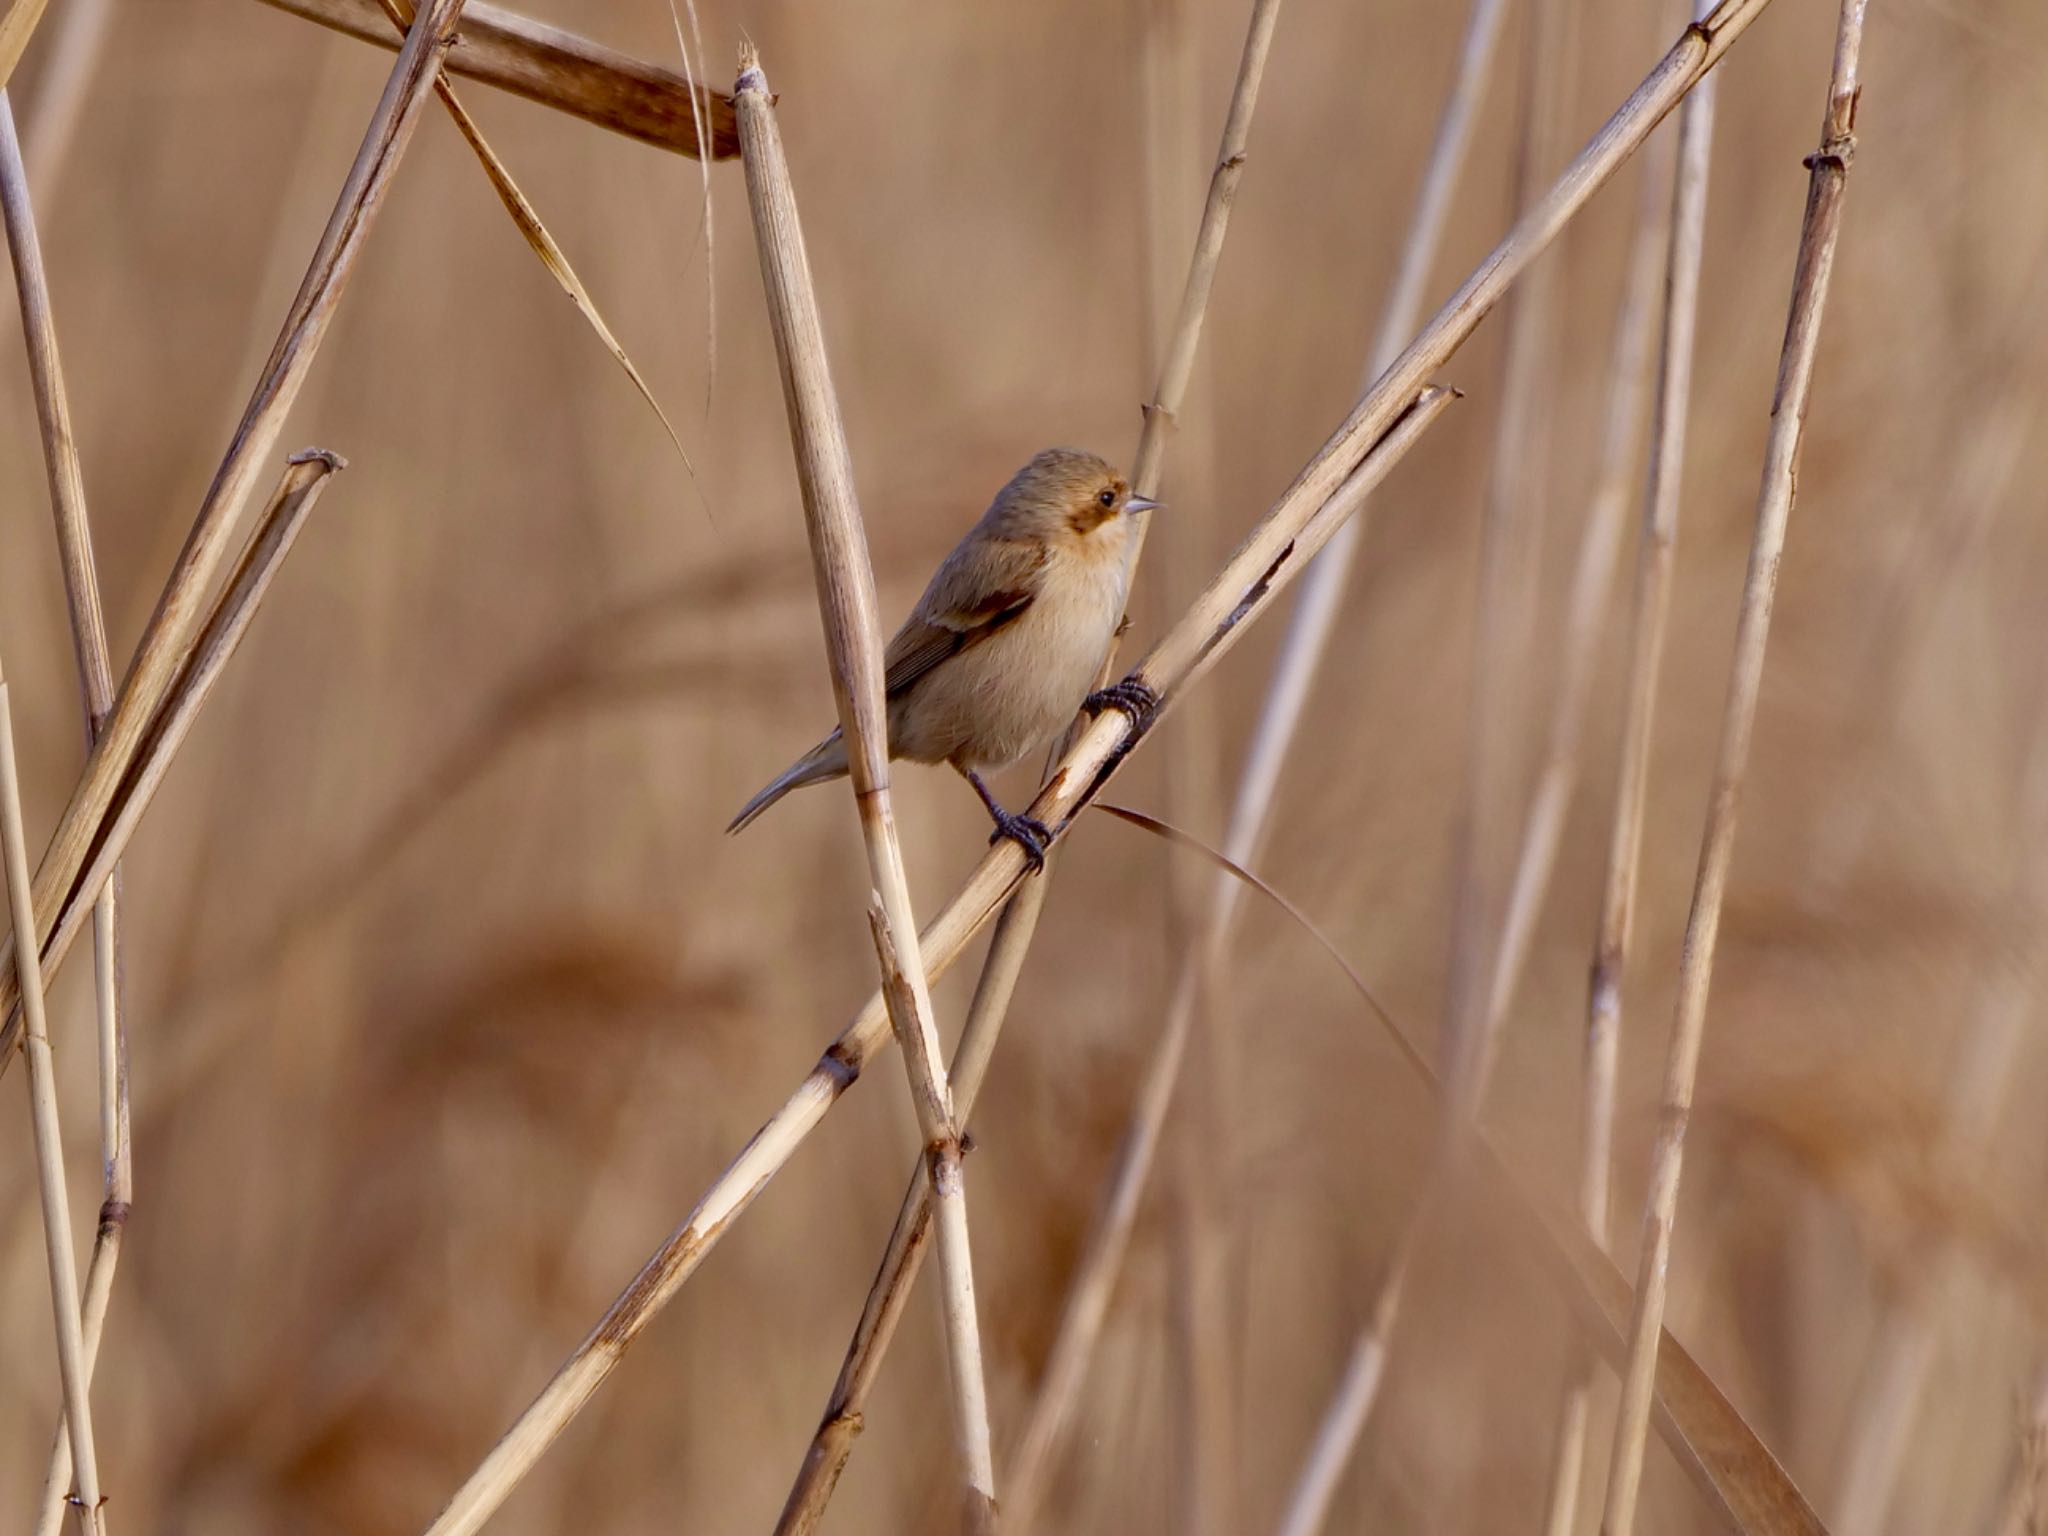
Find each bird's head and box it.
[986,448,1161,542]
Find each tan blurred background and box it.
[2,0,2045,1530]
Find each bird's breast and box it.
[904,546,1128,772]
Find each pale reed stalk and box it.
[0,668,106,1534]
[0,88,135,1536]
[1540,15,1695,1536]
[1599,4,1871,1530]
[425,11,1778,1522]
[0,0,465,1061]
[732,50,995,1529]
[1440,0,1578,1114]
[1011,6,1511,1522]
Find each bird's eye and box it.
[1098,489,1116,508]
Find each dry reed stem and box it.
[1011,9,1516,1490]
[426,7,1782,1512]
[368,0,696,476]
[1137,4,1238,1529]
[1273,79,1686,1496]
[1274,1218,1424,1536]
[257,0,740,159]
[0,90,134,1535]
[1440,0,1578,1113]
[0,0,463,1061]
[0,665,106,1535]
[733,48,995,1529]
[772,2,1287,1526]
[0,0,50,94]
[1599,4,1870,1531]
[1532,15,1690,1529]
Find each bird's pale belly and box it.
[890,564,1124,771]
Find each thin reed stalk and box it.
[1009,4,1517,1518]
[1440,0,1578,1114]
[0,0,463,1059]
[256,0,739,159]
[1599,4,1871,1530]
[0,659,106,1536]
[773,1,1286,1527]
[1543,23,1711,1536]
[0,89,134,1536]
[1138,5,1238,1529]
[731,49,996,1529]
[11,454,347,1068]
[425,10,1781,1518]
[1004,7,1514,1495]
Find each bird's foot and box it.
[986,808,1052,872]
[1083,678,1161,733]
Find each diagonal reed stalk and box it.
[773,3,1288,1529]
[423,10,1782,1524]
[1007,5,1514,1508]
[1540,4,1715,1527]
[731,49,996,1530]
[0,88,133,1536]
[1598,3,1871,1531]
[256,0,739,159]
[0,0,464,1061]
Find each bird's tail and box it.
[726,729,849,834]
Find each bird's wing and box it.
[883,536,1049,700]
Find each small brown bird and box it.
[728,447,1161,866]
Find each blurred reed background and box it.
[0,0,2044,1531]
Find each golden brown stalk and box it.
[0,660,107,1536]
[255,0,739,158]
[1599,4,1871,1531]
[0,0,463,1060]
[27,451,342,1525]
[773,1,1288,1527]
[733,48,995,1530]
[426,8,1781,1516]
[0,88,133,1536]
[10,455,347,1074]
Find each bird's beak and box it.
[1124,495,1163,515]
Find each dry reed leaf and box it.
[1096,799,1827,1534]
[372,0,700,493]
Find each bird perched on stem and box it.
[728,447,1162,868]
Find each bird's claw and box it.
[987,810,1052,872]
[1083,678,1160,733]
